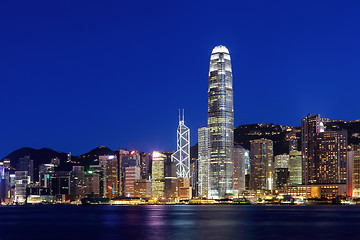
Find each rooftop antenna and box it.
[182,108,185,122]
[178,109,181,122]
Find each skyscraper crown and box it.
[211,45,229,54]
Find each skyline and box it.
[1,1,360,157]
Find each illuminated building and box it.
[84,171,100,196]
[119,150,141,196]
[99,155,118,198]
[134,179,152,198]
[15,171,28,203]
[274,154,289,189]
[140,152,152,180]
[50,171,70,197]
[39,164,55,188]
[352,150,360,197]
[164,177,178,199]
[250,139,273,191]
[89,165,106,197]
[17,156,34,183]
[285,184,348,199]
[124,166,141,197]
[286,130,298,152]
[151,151,165,198]
[301,114,322,184]
[198,127,210,197]
[288,151,302,185]
[178,178,192,200]
[207,45,234,198]
[70,166,85,199]
[302,114,348,185]
[317,131,347,184]
[233,145,247,194]
[171,110,190,178]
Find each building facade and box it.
[171,110,190,179]
[233,145,247,194]
[207,45,234,198]
[288,151,302,185]
[250,139,274,191]
[197,127,210,197]
[152,151,165,198]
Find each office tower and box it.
[152,151,165,198]
[50,171,71,196]
[140,152,152,180]
[171,110,190,178]
[164,178,178,199]
[124,166,141,197]
[352,150,360,197]
[301,114,322,184]
[233,145,247,194]
[119,150,141,196]
[89,165,106,197]
[198,127,210,197]
[15,171,28,203]
[288,151,302,185]
[275,154,289,169]
[317,131,347,183]
[39,164,55,188]
[84,171,100,196]
[134,179,152,198]
[208,45,234,198]
[17,156,34,183]
[178,178,192,199]
[250,139,273,191]
[99,155,118,198]
[70,166,85,199]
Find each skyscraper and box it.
[233,145,247,194]
[171,110,190,179]
[152,151,165,198]
[207,45,234,198]
[197,127,210,197]
[250,139,274,191]
[301,114,321,184]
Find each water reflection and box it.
[1,205,360,240]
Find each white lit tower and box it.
[208,45,234,198]
[171,110,190,178]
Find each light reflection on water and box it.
[0,205,360,240]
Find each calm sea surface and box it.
[0,205,360,240]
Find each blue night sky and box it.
[1,0,359,157]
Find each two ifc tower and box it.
[172,45,234,199]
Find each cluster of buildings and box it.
[1,45,360,204]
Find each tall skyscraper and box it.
[171,110,190,178]
[152,151,165,198]
[250,139,274,191]
[288,150,302,185]
[301,114,348,185]
[207,45,234,199]
[317,131,347,183]
[197,127,210,197]
[301,114,322,184]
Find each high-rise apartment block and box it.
[208,45,234,198]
